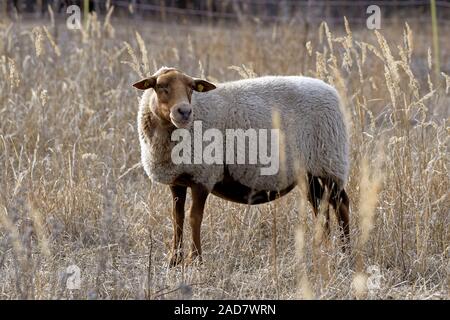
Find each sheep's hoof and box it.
[340,242,351,254]
[185,252,203,266]
[169,253,184,267]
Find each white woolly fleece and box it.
[138,76,349,192]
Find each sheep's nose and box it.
[177,107,192,120]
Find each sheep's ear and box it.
[133,77,156,90]
[193,79,216,92]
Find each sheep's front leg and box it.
[169,185,187,267]
[187,185,209,264]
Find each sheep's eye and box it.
[156,85,169,94]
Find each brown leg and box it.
[330,188,350,250]
[169,185,187,267]
[187,184,209,264]
[323,206,331,238]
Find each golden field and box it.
[0,12,448,299]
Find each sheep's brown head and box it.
[133,67,216,128]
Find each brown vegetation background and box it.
[0,3,449,299]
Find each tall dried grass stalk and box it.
[0,15,448,300]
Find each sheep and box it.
[133,66,350,266]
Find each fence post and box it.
[160,0,166,23]
[84,0,89,25]
[2,0,7,22]
[430,0,440,81]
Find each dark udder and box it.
[211,167,296,205]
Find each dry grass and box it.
[0,14,448,300]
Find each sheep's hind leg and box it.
[186,184,209,265]
[329,185,350,251]
[307,173,331,237]
[169,185,187,267]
